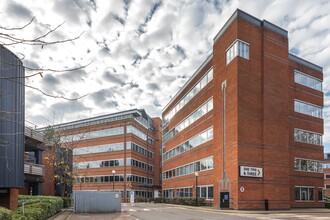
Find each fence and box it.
[74,191,121,213]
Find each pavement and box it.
[48,203,330,220]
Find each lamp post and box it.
[112,170,116,191]
[195,172,199,206]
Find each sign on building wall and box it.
[240,166,263,178]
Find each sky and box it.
[0,0,330,152]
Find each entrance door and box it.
[220,192,230,208]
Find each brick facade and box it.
[51,109,162,201]
[162,10,324,210]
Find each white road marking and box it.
[128,209,137,212]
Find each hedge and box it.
[0,206,12,220]
[12,195,63,220]
[154,197,205,206]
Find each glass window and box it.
[294,70,322,91]
[226,39,249,65]
[294,100,322,119]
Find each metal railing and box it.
[25,126,44,142]
[24,162,45,176]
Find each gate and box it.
[74,191,121,213]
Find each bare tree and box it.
[0,16,91,100]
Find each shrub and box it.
[62,197,72,208]
[153,197,205,206]
[325,203,330,209]
[13,195,63,220]
[0,206,12,220]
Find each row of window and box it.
[294,158,323,173]
[323,164,330,168]
[226,39,249,65]
[176,187,193,198]
[127,142,153,158]
[127,125,147,141]
[294,70,322,91]
[62,127,124,142]
[164,185,214,200]
[163,98,213,143]
[197,185,214,200]
[75,174,153,184]
[294,100,322,119]
[73,159,124,170]
[162,157,214,180]
[163,69,214,123]
[73,143,124,155]
[325,174,330,179]
[163,127,213,161]
[294,129,322,146]
[295,187,323,202]
[127,158,153,171]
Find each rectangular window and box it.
[325,185,330,189]
[294,100,322,118]
[226,39,249,65]
[163,98,213,143]
[163,127,213,161]
[294,70,322,91]
[294,158,323,173]
[162,157,213,180]
[295,186,314,202]
[163,68,213,123]
[294,128,322,146]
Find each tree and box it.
[43,124,89,197]
[0,16,90,100]
[43,126,73,198]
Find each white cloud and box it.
[1,0,329,152]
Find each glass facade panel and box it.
[294,100,322,118]
[162,157,213,180]
[294,70,322,91]
[163,68,213,123]
[163,98,213,143]
[226,39,249,65]
[294,129,322,146]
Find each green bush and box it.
[62,197,72,208]
[153,197,205,206]
[13,195,63,220]
[0,206,12,220]
[325,203,330,209]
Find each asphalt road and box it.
[62,203,330,220]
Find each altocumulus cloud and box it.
[0,0,330,151]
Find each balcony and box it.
[24,162,45,176]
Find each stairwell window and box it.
[226,39,249,65]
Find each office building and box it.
[161,9,324,209]
[324,153,330,195]
[0,46,25,209]
[51,109,162,201]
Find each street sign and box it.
[240,166,263,178]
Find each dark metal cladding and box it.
[0,45,25,188]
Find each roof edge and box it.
[289,54,323,72]
[162,54,213,114]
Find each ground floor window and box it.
[318,187,324,201]
[176,187,192,198]
[164,189,174,198]
[197,185,214,200]
[325,184,330,189]
[295,186,314,201]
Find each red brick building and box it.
[325,153,330,195]
[51,109,162,201]
[161,9,324,209]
